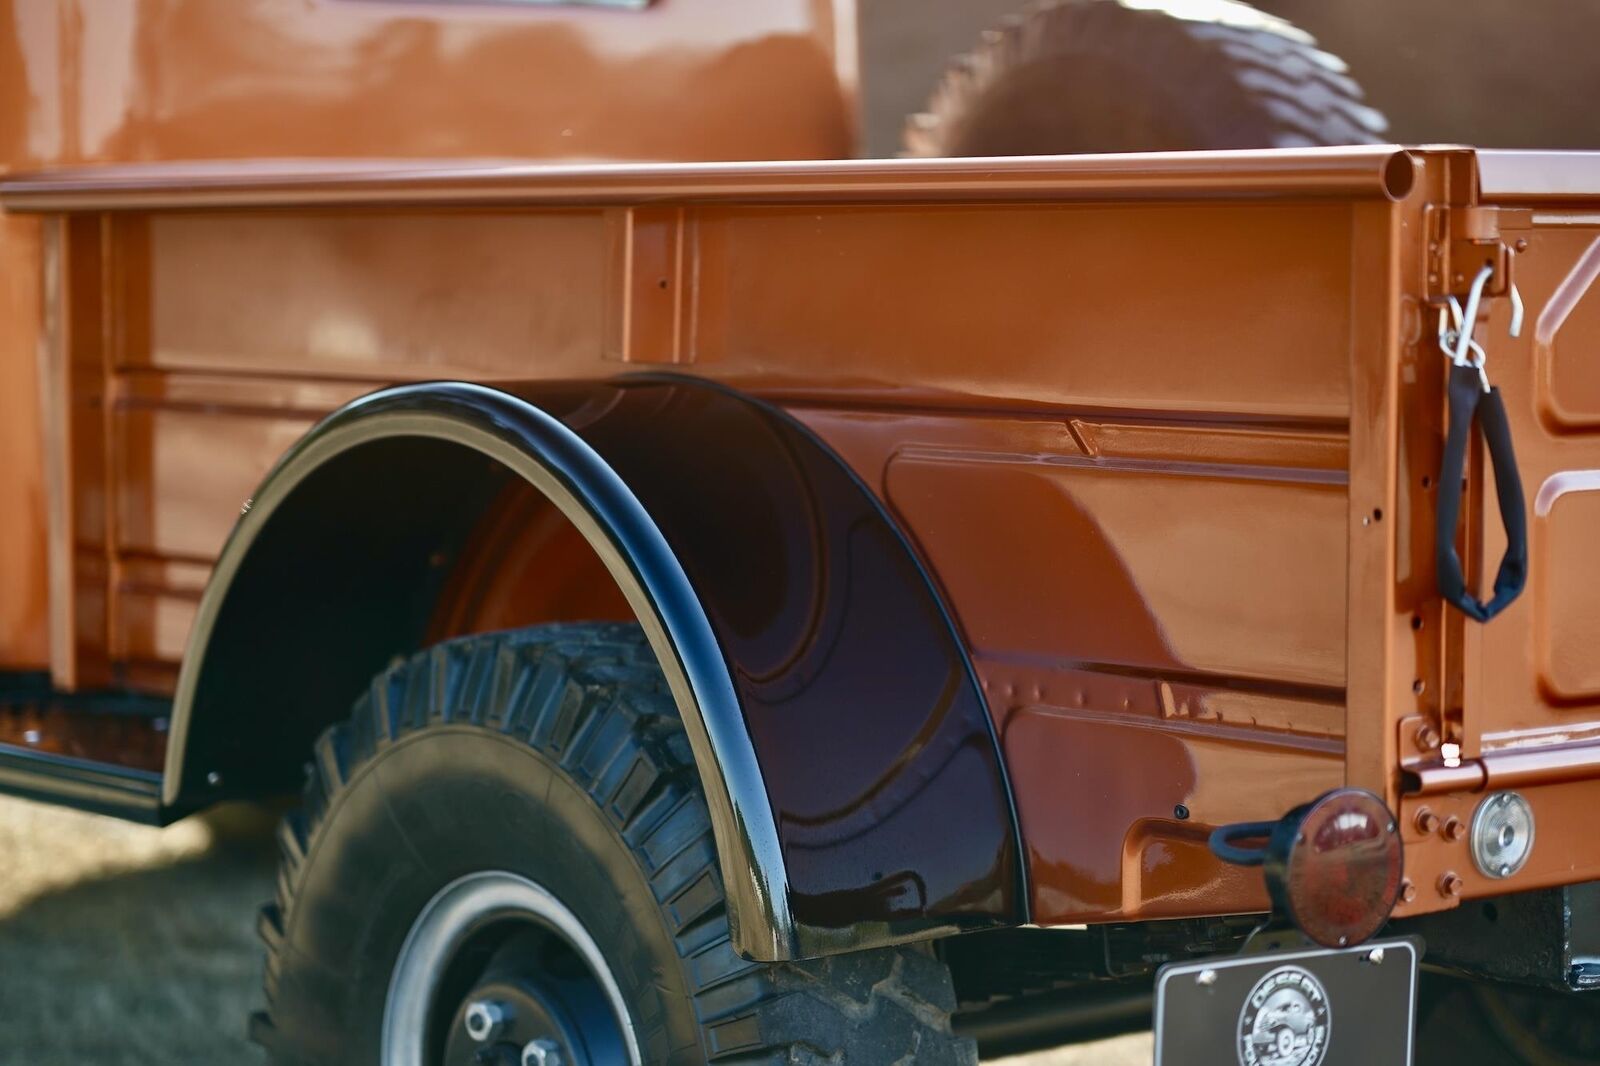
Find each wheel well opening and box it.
[177,435,633,806]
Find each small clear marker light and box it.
[1470,791,1534,880]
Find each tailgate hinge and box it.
[1425,204,1517,304]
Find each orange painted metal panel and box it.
[689,200,1356,418]
[1004,708,1339,922]
[1538,486,1600,701]
[887,455,1347,688]
[1535,235,1600,430]
[143,211,610,379]
[0,215,48,669]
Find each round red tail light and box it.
[1265,788,1404,948]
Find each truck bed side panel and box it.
[54,192,1366,922]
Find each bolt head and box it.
[1414,808,1439,835]
[1444,816,1467,842]
[1400,878,1417,904]
[1439,872,1464,898]
[1366,947,1386,965]
[1415,723,1442,751]
[1196,969,1218,987]
[522,1038,563,1066]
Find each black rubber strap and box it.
[1436,364,1528,623]
[1208,821,1276,867]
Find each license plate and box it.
[1153,938,1419,1066]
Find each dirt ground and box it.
[0,794,1151,1065]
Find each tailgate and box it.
[1463,157,1600,758]
[1396,150,1600,914]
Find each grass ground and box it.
[0,794,1151,1064]
[0,797,278,1063]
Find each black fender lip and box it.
[166,375,1024,960]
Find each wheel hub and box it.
[382,871,640,1066]
[444,979,586,1066]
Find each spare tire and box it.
[904,0,1388,156]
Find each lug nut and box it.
[522,1039,564,1066]
[464,1000,508,1044]
[1414,808,1439,835]
[1443,816,1467,842]
[1439,872,1464,898]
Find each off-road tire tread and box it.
[252,623,975,1065]
[904,0,1387,156]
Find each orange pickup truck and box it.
[2,3,1600,1065]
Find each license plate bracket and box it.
[1154,937,1420,1066]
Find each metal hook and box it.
[1438,300,1486,371]
[1449,264,1497,367]
[1438,264,1514,393]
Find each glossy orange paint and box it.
[428,481,635,641]
[0,0,857,673]
[7,145,1600,928]
[0,213,47,670]
[0,1,855,172]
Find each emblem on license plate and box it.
[1237,965,1331,1066]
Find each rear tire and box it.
[904,0,1388,156]
[251,623,977,1065]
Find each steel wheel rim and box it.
[382,870,642,1066]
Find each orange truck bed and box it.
[2,146,1599,937]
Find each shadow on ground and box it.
[0,800,275,1065]
[0,795,1150,1065]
